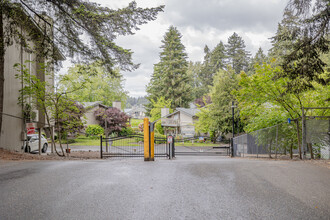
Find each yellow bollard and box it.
[143,118,150,161]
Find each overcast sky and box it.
[63,0,288,98]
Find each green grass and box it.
[70,136,142,146]
[130,118,143,127]
[70,136,100,146]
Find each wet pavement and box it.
[0,157,329,220]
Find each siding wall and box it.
[0,20,54,151]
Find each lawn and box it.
[130,118,143,127]
[70,136,100,146]
[70,136,142,146]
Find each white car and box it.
[25,134,48,153]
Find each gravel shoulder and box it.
[0,148,101,161]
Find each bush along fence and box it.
[233,117,330,160]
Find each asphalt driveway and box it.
[0,157,329,220]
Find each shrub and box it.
[119,126,135,136]
[86,124,104,137]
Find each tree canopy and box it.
[58,62,128,107]
[0,0,164,134]
[146,26,192,112]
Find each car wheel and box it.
[42,143,48,153]
[25,145,31,153]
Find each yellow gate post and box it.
[150,122,155,161]
[143,118,155,161]
[143,118,150,161]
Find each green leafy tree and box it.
[146,26,192,112]
[195,67,239,142]
[225,32,251,74]
[16,62,86,156]
[234,62,329,158]
[149,97,172,134]
[58,62,128,107]
[0,0,164,142]
[248,47,267,75]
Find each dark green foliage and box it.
[269,9,300,64]
[119,126,135,136]
[225,32,251,74]
[146,26,192,110]
[86,124,104,137]
[279,0,329,92]
[198,42,227,94]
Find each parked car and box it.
[25,134,48,153]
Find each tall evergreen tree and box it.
[248,47,267,75]
[269,9,300,65]
[187,61,204,100]
[280,0,329,92]
[225,32,251,74]
[146,26,192,111]
[197,41,227,98]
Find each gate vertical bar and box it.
[172,137,175,158]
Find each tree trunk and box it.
[308,143,314,159]
[56,115,65,156]
[44,110,61,156]
[290,142,293,159]
[0,3,5,137]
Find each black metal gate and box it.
[100,134,169,158]
[173,136,230,156]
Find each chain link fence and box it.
[233,118,329,160]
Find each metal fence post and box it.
[275,124,278,159]
[257,130,259,158]
[100,135,103,159]
[302,107,306,159]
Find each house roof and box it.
[176,108,200,117]
[126,105,146,114]
[163,107,201,119]
[81,101,108,109]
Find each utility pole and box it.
[231,101,236,157]
[232,101,235,139]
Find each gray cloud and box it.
[63,0,288,97]
[163,0,286,33]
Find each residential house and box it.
[0,6,65,151]
[81,101,108,127]
[161,104,200,137]
[82,101,124,127]
[125,104,146,119]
